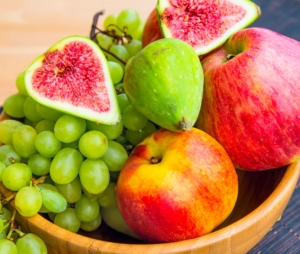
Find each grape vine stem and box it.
[90,11,127,66]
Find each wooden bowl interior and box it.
[0,111,290,245]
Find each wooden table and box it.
[0,0,156,105]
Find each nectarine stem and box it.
[150,157,161,164]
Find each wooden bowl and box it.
[0,110,299,254]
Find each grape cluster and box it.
[0,8,158,252]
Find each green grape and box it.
[54,208,81,233]
[16,71,28,96]
[0,120,23,145]
[125,40,142,58]
[115,82,124,91]
[35,120,55,134]
[81,184,104,201]
[0,162,6,182]
[55,177,82,203]
[35,131,61,158]
[103,14,122,35]
[96,34,114,57]
[117,94,130,114]
[0,230,6,239]
[110,170,120,182]
[50,148,83,184]
[12,125,37,158]
[2,163,32,191]
[80,213,102,232]
[87,120,123,140]
[15,186,42,217]
[48,212,56,222]
[0,238,18,254]
[101,141,128,172]
[79,159,110,194]
[131,19,146,41]
[0,208,12,221]
[16,233,47,254]
[126,121,156,145]
[0,219,3,235]
[117,9,140,35]
[28,154,51,176]
[41,189,67,213]
[75,194,100,222]
[23,97,44,122]
[98,182,117,208]
[37,183,58,213]
[3,93,26,118]
[115,134,128,145]
[0,145,21,166]
[79,131,108,159]
[107,45,129,68]
[122,105,148,131]
[101,207,139,239]
[61,140,79,149]
[36,103,64,121]
[108,61,124,85]
[54,115,86,143]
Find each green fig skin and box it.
[124,38,203,132]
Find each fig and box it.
[25,36,121,125]
[124,38,203,132]
[144,0,261,56]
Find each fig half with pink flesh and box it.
[157,0,261,56]
[25,36,121,125]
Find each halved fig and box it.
[157,0,261,55]
[25,36,121,125]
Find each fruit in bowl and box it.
[0,0,300,253]
[197,28,300,171]
[116,128,238,243]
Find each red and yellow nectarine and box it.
[116,128,238,243]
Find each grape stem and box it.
[6,209,16,240]
[32,174,50,186]
[115,88,125,94]
[13,228,26,238]
[89,11,127,66]
[1,193,16,204]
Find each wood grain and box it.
[0,0,157,105]
[0,110,299,254]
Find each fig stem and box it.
[90,11,127,66]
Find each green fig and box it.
[124,38,203,132]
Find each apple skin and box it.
[197,28,300,171]
[142,8,163,48]
[116,128,238,243]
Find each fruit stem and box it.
[90,11,128,65]
[13,228,26,238]
[150,157,161,164]
[115,88,124,94]
[8,157,16,164]
[32,174,50,186]
[1,194,16,205]
[6,209,16,240]
[227,54,236,61]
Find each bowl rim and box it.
[0,111,299,253]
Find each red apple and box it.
[197,28,300,171]
[116,128,238,243]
